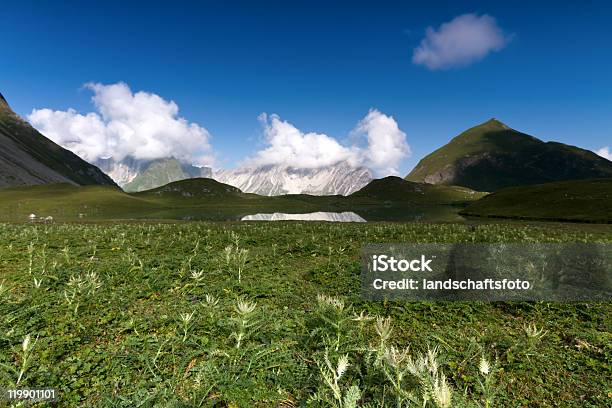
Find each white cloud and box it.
[412,13,511,70]
[596,146,612,161]
[352,109,411,175]
[28,82,214,166]
[246,109,410,176]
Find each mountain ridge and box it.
[406,119,612,191]
[95,157,213,192]
[0,92,117,188]
[214,162,373,196]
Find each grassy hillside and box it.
[136,177,245,199]
[406,119,612,191]
[0,93,117,187]
[461,178,612,223]
[351,176,484,203]
[0,184,164,221]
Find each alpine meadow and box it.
[2,2,612,407]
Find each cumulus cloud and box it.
[246,109,410,176]
[28,82,213,166]
[412,13,511,70]
[596,146,612,161]
[352,109,411,175]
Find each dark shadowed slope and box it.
[351,176,484,203]
[461,178,612,223]
[406,119,612,191]
[0,92,116,188]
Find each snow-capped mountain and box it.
[214,162,373,196]
[95,156,150,186]
[96,156,373,196]
[95,157,212,192]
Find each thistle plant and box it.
[202,293,220,319]
[223,245,249,282]
[204,293,219,307]
[477,355,498,408]
[231,299,257,349]
[523,322,547,341]
[0,334,40,386]
[224,245,233,266]
[235,248,248,283]
[374,316,393,364]
[405,347,454,408]
[33,277,43,289]
[352,310,373,343]
[0,280,8,299]
[311,349,361,408]
[191,269,205,282]
[380,345,415,407]
[27,242,35,275]
[315,294,352,351]
[179,310,196,342]
[63,271,103,314]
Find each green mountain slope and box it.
[351,176,484,203]
[0,184,161,220]
[406,119,612,191]
[123,158,213,192]
[135,177,244,199]
[461,178,612,223]
[0,92,117,188]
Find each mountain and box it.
[406,119,612,191]
[214,162,373,196]
[351,176,484,203]
[135,177,244,199]
[95,157,212,192]
[460,178,612,223]
[0,92,116,188]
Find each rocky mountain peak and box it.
[0,92,8,108]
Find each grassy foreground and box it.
[0,221,611,407]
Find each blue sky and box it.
[2,0,612,174]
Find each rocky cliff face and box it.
[214,162,373,196]
[0,92,117,188]
[95,157,213,192]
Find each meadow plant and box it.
[231,299,258,349]
[179,310,196,342]
[523,322,547,341]
[311,349,361,408]
[63,271,102,314]
[0,280,8,299]
[27,242,34,275]
[0,334,39,387]
[477,355,498,408]
[223,245,249,283]
[315,294,353,351]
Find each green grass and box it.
[0,180,482,223]
[0,221,610,407]
[461,178,612,223]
